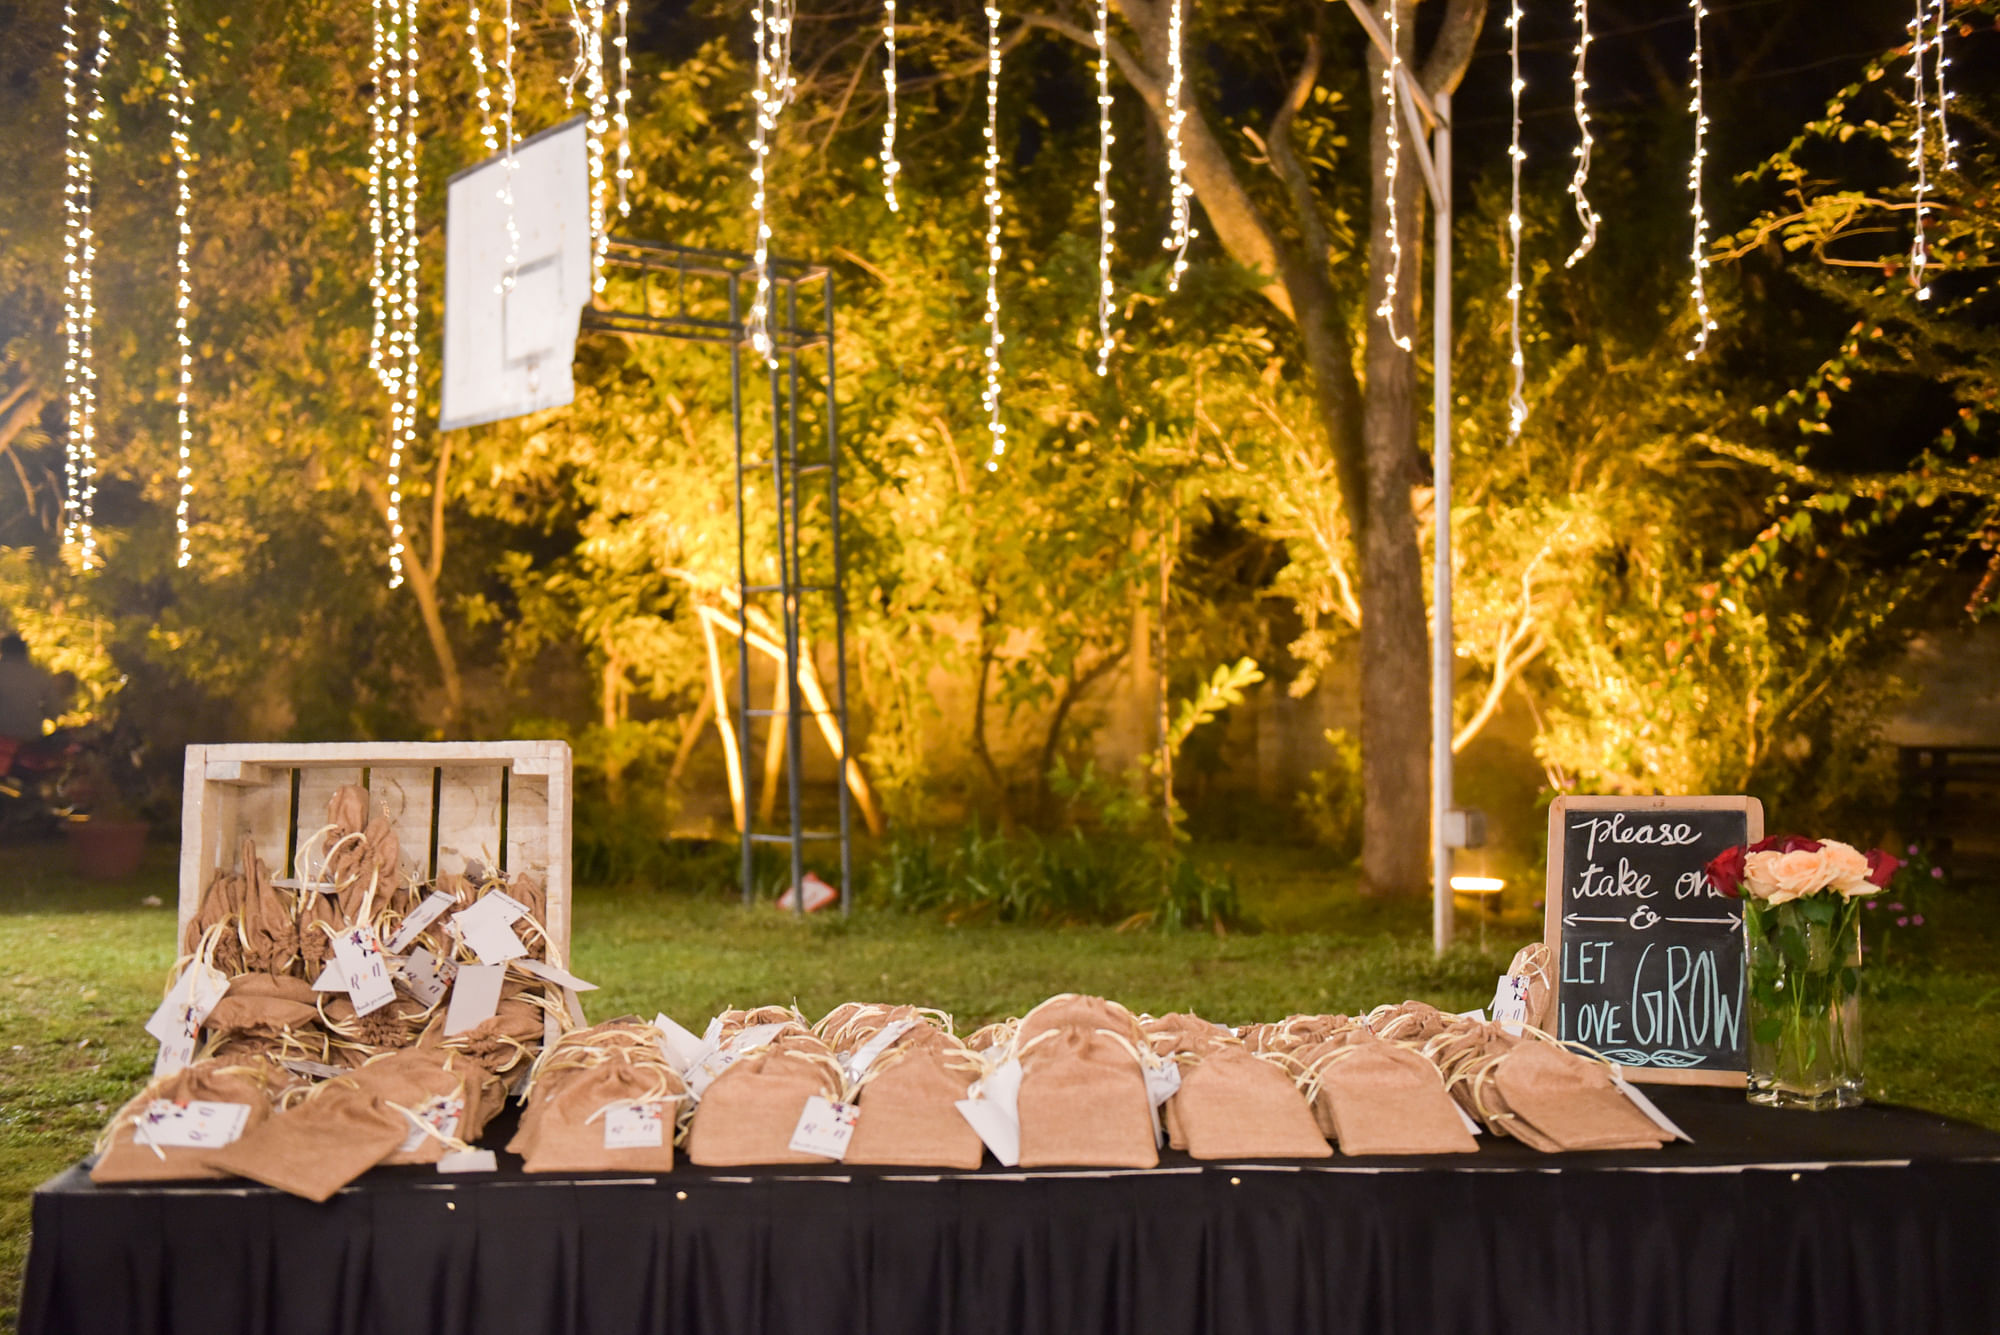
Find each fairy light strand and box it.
[1093,0,1114,376]
[1506,0,1527,438]
[62,7,112,569]
[1930,0,1955,173]
[746,0,798,364]
[615,0,632,218]
[1564,0,1598,267]
[1909,0,1932,300]
[166,0,195,567]
[583,0,611,288]
[881,0,899,210]
[1373,0,1410,352]
[368,0,420,585]
[468,1,497,154]
[980,3,1005,468]
[498,0,520,294]
[1161,0,1193,289]
[1684,0,1716,358]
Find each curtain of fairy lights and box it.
[1373,0,1410,352]
[1929,0,1955,173]
[368,0,420,586]
[1162,0,1192,289]
[881,0,899,210]
[747,0,797,364]
[1564,0,1598,267]
[1684,0,1715,359]
[1093,0,1114,376]
[499,0,520,291]
[583,0,611,288]
[615,0,632,219]
[61,3,112,571]
[1909,0,1933,299]
[980,3,1006,468]
[166,0,195,567]
[1505,0,1527,440]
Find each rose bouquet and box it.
[1706,836,1901,1110]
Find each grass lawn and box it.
[3,837,1995,1328]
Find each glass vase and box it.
[1744,894,1864,1110]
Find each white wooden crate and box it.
[178,741,574,962]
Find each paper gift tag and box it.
[684,1022,788,1098]
[438,1149,497,1174]
[1490,974,1531,1036]
[398,1093,465,1153]
[399,946,459,1007]
[654,1013,710,1073]
[604,1101,666,1149]
[145,961,226,1075]
[386,890,457,954]
[788,1095,859,1160]
[281,1058,346,1081]
[332,924,397,1018]
[1611,1070,1694,1143]
[955,1057,1023,1167]
[840,1018,918,1084]
[481,888,532,924]
[133,1099,251,1149]
[512,958,598,992]
[443,962,508,1036]
[1142,1059,1182,1147]
[312,960,344,992]
[450,897,528,965]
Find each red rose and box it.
[1865,848,1903,888]
[1705,845,1747,898]
[1748,834,1822,855]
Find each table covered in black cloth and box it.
[23,1088,2000,1335]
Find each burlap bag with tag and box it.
[1489,1041,1670,1152]
[203,975,328,1069]
[1014,994,1158,1169]
[843,1023,986,1169]
[512,1053,687,1174]
[1504,943,1556,1032]
[91,1058,277,1184]
[203,1075,409,1201]
[343,1048,503,1165]
[686,1030,845,1166]
[1306,1037,1478,1156]
[1287,1029,1377,1137]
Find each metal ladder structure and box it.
[580,238,852,914]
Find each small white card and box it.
[683,1022,788,1098]
[331,924,397,1017]
[443,962,508,1036]
[145,961,226,1075]
[955,1099,1019,1167]
[482,888,533,924]
[653,1013,710,1073]
[604,1101,666,1149]
[386,890,457,953]
[399,946,459,1007]
[787,1095,859,1160]
[840,1018,918,1084]
[1490,974,1530,1036]
[133,1099,250,1149]
[512,958,598,992]
[1611,1070,1695,1143]
[438,1149,497,1174]
[450,897,528,966]
[1142,1059,1182,1147]
[397,1093,464,1153]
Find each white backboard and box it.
[439,116,592,432]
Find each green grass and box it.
[3,838,1997,1329]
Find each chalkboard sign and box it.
[1541,795,1764,1086]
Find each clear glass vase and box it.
[1744,895,1864,1110]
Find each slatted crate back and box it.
[179,741,574,962]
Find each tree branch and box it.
[1418,0,1490,100]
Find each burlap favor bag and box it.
[844,1024,985,1169]
[205,973,319,1035]
[1505,943,1556,1032]
[344,1048,503,1165]
[1306,1038,1478,1156]
[965,1019,1017,1054]
[1238,1014,1359,1057]
[204,1076,410,1201]
[1489,1042,1670,1152]
[1365,1000,1452,1043]
[1014,994,1158,1169]
[685,1031,845,1166]
[92,1059,276,1184]
[512,1061,686,1173]
[1178,1045,1332,1160]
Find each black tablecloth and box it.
[24,1088,2000,1335]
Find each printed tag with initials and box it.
[398,946,458,1007]
[604,1101,666,1149]
[145,962,226,1076]
[133,1099,251,1149]
[787,1095,859,1160]
[332,924,397,1017]
[386,890,457,954]
[398,1093,465,1153]
[1490,974,1531,1036]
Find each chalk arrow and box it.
[1563,914,1626,926]
[1663,913,1742,929]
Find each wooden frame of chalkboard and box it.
[1542,795,1764,1087]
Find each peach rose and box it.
[1819,839,1878,897]
[1743,847,1835,904]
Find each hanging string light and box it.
[1161,0,1193,290]
[165,0,195,568]
[1683,0,1716,358]
[980,2,1005,468]
[583,0,611,288]
[499,0,520,294]
[1929,0,1955,172]
[468,0,497,154]
[368,0,420,585]
[1908,0,1932,300]
[1505,0,1527,439]
[1564,0,1598,267]
[61,5,111,570]
[880,0,899,211]
[746,0,798,364]
[1373,0,1410,353]
[1093,0,1114,376]
[615,0,633,219]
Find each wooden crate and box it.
[177,741,574,963]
